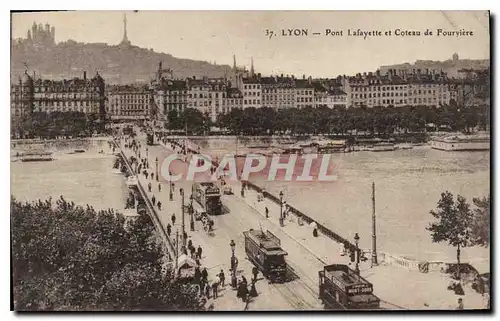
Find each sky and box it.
[11,11,490,77]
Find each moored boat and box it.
[20,151,53,162]
[431,135,490,151]
[366,143,395,152]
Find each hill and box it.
[380,54,489,78]
[11,40,233,84]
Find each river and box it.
[188,137,490,269]
[11,139,128,212]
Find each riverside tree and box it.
[471,195,490,247]
[427,191,475,280]
[11,196,203,311]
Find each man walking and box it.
[171,213,176,225]
[158,183,161,192]
[252,266,259,282]
[219,269,225,287]
[197,245,203,260]
[212,276,219,299]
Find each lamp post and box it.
[230,239,237,289]
[189,194,195,231]
[169,174,173,201]
[155,157,159,182]
[279,191,284,227]
[354,233,360,275]
[180,188,185,247]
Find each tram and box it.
[318,264,380,310]
[243,229,288,283]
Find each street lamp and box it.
[180,188,185,246]
[354,233,360,275]
[230,239,237,289]
[155,157,159,181]
[279,191,284,227]
[189,194,195,231]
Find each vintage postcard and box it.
[10,10,490,311]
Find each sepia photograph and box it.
[9,10,490,312]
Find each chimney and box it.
[302,74,305,80]
[376,70,380,77]
[193,75,196,80]
[83,71,87,81]
[281,73,284,79]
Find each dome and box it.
[21,72,33,85]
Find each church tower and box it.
[120,13,131,46]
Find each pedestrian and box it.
[265,206,269,218]
[148,182,152,192]
[202,267,208,283]
[241,275,248,288]
[145,172,149,180]
[184,231,188,242]
[219,269,225,287]
[249,279,258,297]
[171,213,176,225]
[151,195,156,206]
[166,223,171,236]
[197,245,203,259]
[194,266,201,285]
[172,182,175,193]
[205,282,211,299]
[151,172,155,181]
[190,246,196,259]
[188,239,193,249]
[252,266,259,281]
[158,183,161,192]
[212,277,219,298]
[456,298,464,310]
[157,201,162,211]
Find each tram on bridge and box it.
[318,264,380,310]
[243,228,288,283]
[192,182,222,217]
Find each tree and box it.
[471,195,490,247]
[11,196,203,311]
[427,191,474,280]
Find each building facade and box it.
[294,78,315,109]
[343,69,457,108]
[11,71,105,119]
[106,85,151,121]
[261,75,296,109]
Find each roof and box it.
[295,79,314,88]
[244,229,288,256]
[329,88,346,96]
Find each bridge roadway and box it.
[119,133,322,310]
